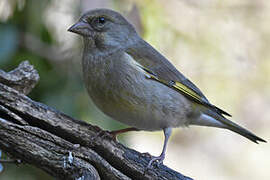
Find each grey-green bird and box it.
[68,9,266,168]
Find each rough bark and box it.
[0,61,193,180]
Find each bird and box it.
[68,8,266,168]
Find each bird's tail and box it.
[225,120,266,144]
[196,110,266,144]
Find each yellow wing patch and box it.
[143,68,206,104]
[173,81,205,104]
[173,81,231,116]
[141,66,231,117]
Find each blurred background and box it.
[0,0,269,179]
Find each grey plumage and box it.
[68,8,266,167]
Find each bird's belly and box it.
[83,52,193,131]
[86,70,192,131]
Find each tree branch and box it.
[0,61,193,180]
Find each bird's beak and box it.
[68,21,91,36]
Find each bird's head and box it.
[68,9,138,50]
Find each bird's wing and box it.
[126,39,231,117]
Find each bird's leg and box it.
[147,127,172,168]
[109,127,139,140]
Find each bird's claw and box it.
[140,152,152,159]
[90,130,116,146]
[108,131,119,141]
[146,155,165,169]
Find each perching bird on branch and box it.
[68,9,266,168]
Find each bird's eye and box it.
[98,17,106,24]
[91,16,107,30]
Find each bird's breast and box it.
[82,51,192,130]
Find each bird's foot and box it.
[90,127,139,145]
[140,152,152,159]
[90,129,116,146]
[108,131,120,141]
[146,154,165,169]
[98,130,115,140]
